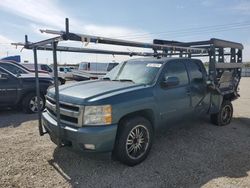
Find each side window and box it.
[164,61,189,86]
[107,63,119,71]
[59,67,64,72]
[41,65,53,72]
[41,65,46,71]
[79,63,88,70]
[0,68,11,80]
[187,61,204,84]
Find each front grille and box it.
[47,108,78,124]
[45,96,84,127]
[47,97,79,111]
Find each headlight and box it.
[83,105,112,125]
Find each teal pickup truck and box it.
[42,57,241,166]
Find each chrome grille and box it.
[45,96,84,127]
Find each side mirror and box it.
[0,73,9,80]
[161,76,179,88]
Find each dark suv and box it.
[0,61,54,113]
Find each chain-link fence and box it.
[242,68,250,77]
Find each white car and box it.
[58,67,73,80]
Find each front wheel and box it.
[210,100,233,126]
[22,93,45,114]
[113,116,153,166]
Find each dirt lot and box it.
[0,78,249,188]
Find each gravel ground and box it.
[0,78,250,188]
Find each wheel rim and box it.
[29,96,44,112]
[221,105,232,124]
[126,125,149,160]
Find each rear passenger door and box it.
[156,60,191,125]
[186,60,210,114]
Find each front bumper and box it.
[42,112,118,152]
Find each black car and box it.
[0,62,53,113]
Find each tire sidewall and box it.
[218,101,233,126]
[114,116,153,166]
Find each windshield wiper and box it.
[112,79,135,83]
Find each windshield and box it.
[105,61,162,85]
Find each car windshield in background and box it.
[105,61,162,85]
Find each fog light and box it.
[84,144,95,150]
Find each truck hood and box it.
[47,80,146,103]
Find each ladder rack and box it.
[12,18,244,137]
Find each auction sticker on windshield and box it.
[146,63,162,68]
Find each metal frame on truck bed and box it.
[12,18,243,143]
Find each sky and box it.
[0,0,249,64]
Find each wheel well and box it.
[118,109,155,130]
[223,93,237,101]
[19,91,45,105]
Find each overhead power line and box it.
[124,24,250,40]
[113,21,250,38]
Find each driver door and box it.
[155,60,192,126]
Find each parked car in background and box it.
[72,62,118,81]
[0,61,48,74]
[22,63,70,85]
[0,61,53,113]
[58,66,73,81]
[22,63,52,74]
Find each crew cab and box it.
[42,57,240,166]
[0,61,54,113]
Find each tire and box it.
[22,93,45,114]
[113,116,153,166]
[58,78,66,85]
[210,100,233,126]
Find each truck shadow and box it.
[49,117,250,188]
[0,108,37,128]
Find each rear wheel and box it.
[22,93,45,114]
[210,100,233,126]
[113,116,153,166]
